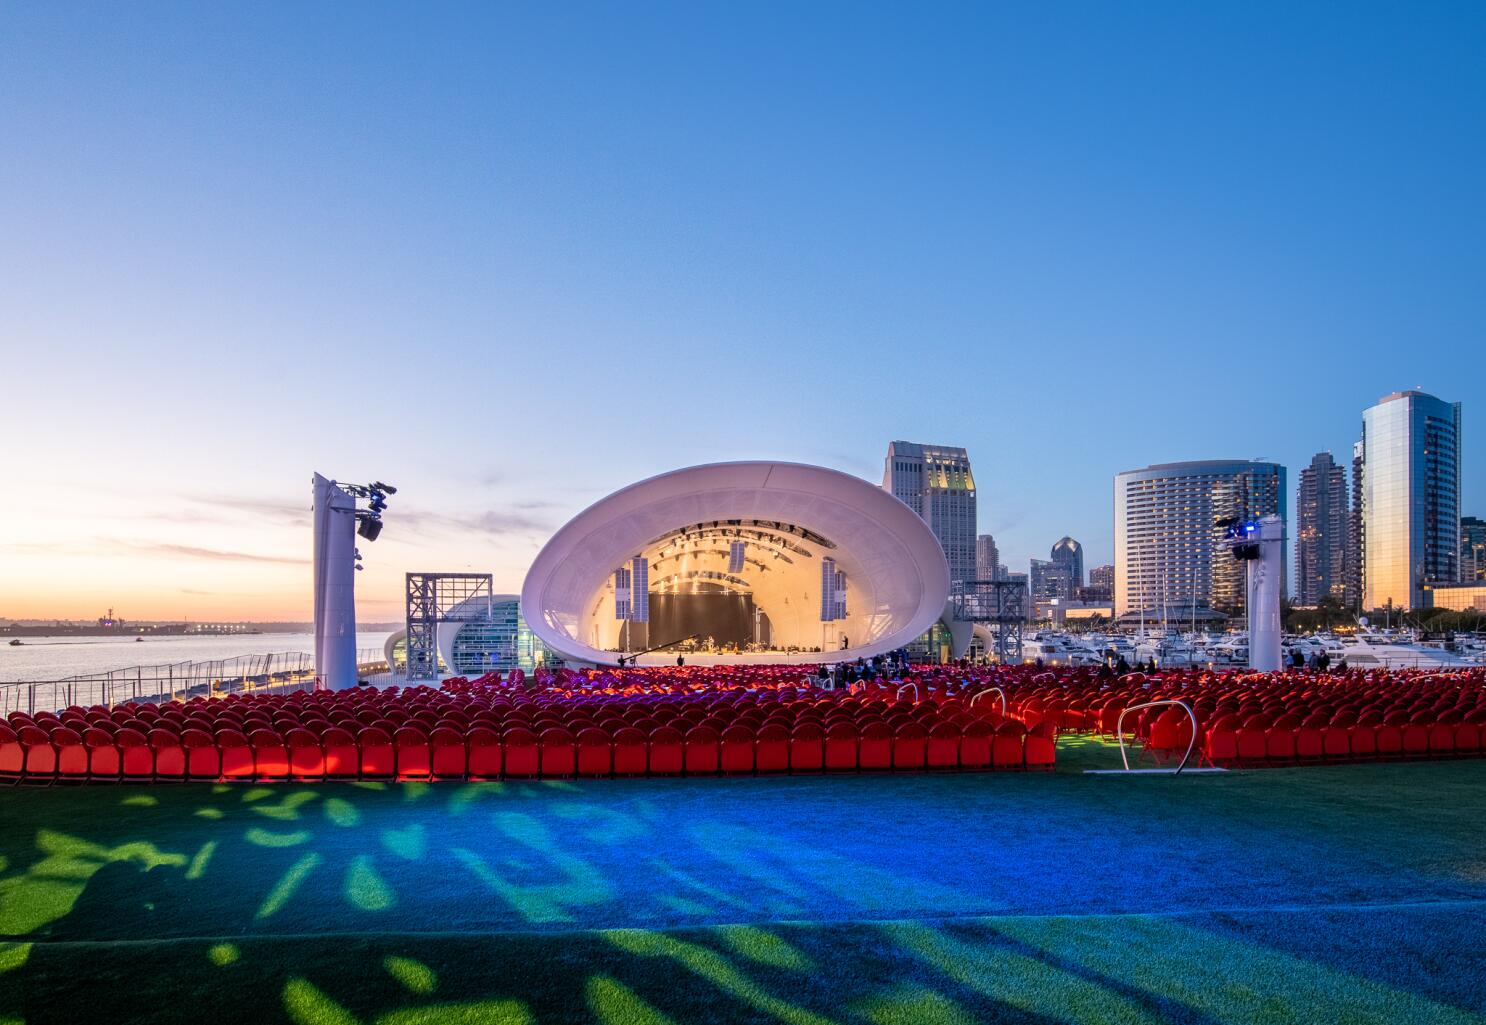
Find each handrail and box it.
[896,682,919,703]
[970,687,1007,716]
[1116,699,1198,775]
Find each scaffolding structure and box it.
[404,573,494,681]
[949,579,1027,664]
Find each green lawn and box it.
[2,740,1484,1024]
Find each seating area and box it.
[0,676,1052,784]
[887,664,1486,768]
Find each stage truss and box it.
[404,573,494,681]
[949,579,1027,664]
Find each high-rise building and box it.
[1461,516,1485,583]
[1113,460,1287,617]
[1050,537,1084,589]
[1359,390,1462,610]
[1029,558,1074,603]
[1350,439,1365,607]
[883,441,977,585]
[975,534,1000,581]
[1078,564,1115,603]
[1295,452,1352,606]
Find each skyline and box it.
[2,3,1483,620]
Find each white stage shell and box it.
[521,461,951,666]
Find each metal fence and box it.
[0,649,390,717]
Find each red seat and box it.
[959,720,993,769]
[322,726,360,779]
[116,727,153,779]
[1455,722,1481,753]
[503,727,540,778]
[595,726,637,776]
[82,726,121,780]
[285,728,325,780]
[394,726,432,780]
[1427,722,1456,755]
[1402,724,1430,757]
[149,728,186,779]
[357,726,395,779]
[466,726,502,780]
[754,724,791,774]
[182,728,220,780]
[992,721,1026,769]
[891,722,928,770]
[789,723,824,774]
[858,721,893,770]
[430,726,467,779]
[647,726,684,775]
[925,722,961,769]
[216,729,254,779]
[249,728,290,780]
[538,727,576,778]
[1024,722,1057,769]
[53,726,88,779]
[720,725,756,774]
[817,722,853,772]
[684,725,722,776]
[1374,723,1403,757]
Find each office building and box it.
[1050,536,1084,589]
[1461,516,1485,583]
[1295,452,1352,606]
[1113,460,1286,617]
[975,534,1000,582]
[883,441,977,585]
[1029,558,1074,604]
[1359,390,1462,610]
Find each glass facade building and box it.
[1295,451,1353,606]
[1050,536,1084,590]
[1360,390,1462,610]
[448,598,557,674]
[1113,460,1286,617]
[975,534,1000,581]
[883,441,977,586]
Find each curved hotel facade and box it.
[522,461,952,666]
[1114,460,1286,618]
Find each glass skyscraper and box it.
[1113,460,1286,617]
[1050,536,1084,590]
[883,441,977,585]
[1295,451,1352,606]
[1359,390,1462,610]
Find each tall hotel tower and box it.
[1358,390,1462,610]
[1113,460,1286,617]
[1295,452,1352,606]
[883,441,977,586]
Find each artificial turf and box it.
[1,739,1484,1024]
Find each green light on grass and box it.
[717,926,813,971]
[186,841,217,880]
[346,856,395,911]
[253,792,320,821]
[208,943,240,967]
[381,824,426,861]
[383,956,436,994]
[607,931,836,1025]
[256,853,322,920]
[853,984,972,1025]
[242,788,274,802]
[283,978,358,1025]
[585,975,679,1025]
[324,798,360,827]
[194,807,225,820]
[375,1001,530,1025]
[0,942,32,974]
[122,795,158,807]
[246,828,311,848]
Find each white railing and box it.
[0,649,390,717]
[896,682,920,702]
[1115,699,1198,774]
[969,687,1007,716]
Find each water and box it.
[0,631,394,682]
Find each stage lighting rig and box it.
[335,480,396,543]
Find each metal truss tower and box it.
[404,573,494,681]
[948,579,1027,664]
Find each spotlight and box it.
[357,517,383,542]
[372,481,398,494]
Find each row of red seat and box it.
[0,716,1055,782]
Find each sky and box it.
[1,1,1483,622]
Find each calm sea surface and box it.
[0,631,394,682]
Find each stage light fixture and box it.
[358,517,383,542]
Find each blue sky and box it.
[1,2,1482,620]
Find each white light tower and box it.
[312,473,359,689]
[1247,515,1284,672]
